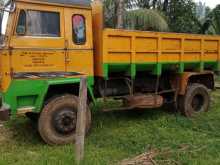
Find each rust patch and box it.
[123,94,163,109]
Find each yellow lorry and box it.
[0,0,219,145]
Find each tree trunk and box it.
[116,0,124,29]
[152,0,156,9]
[163,0,169,12]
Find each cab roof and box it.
[15,0,91,8]
[19,0,91,7]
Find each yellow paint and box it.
[91,0,104,77]
[64,7,94,76]
[97,28,220,65]
[10,50,66,72]
[0,0,94,92]
[0,50,11,91]
[66,50,94,76]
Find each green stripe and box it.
[3,76,95,115]
[103,61,219,78]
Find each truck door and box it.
[64,8,94,77]
[10,6,66,73]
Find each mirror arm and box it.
[5,0,12,7]
[0,16,2,35]
[0,1,16,13]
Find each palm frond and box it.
[206,5,220,34]
[124,9,169,32]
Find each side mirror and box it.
[8,2,16,13]
[4,0,16,13]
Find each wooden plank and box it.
[75,77,87,164]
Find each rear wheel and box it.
[178,83,210,117]
[38,94,91,145]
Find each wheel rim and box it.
[191,94,204,112]
[53,108,77,135]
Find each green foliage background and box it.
[103,0,220,34]
[206,5,220,34]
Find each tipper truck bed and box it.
[95,28,220,78]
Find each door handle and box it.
[65,40,68,50]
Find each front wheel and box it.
[38,94,91,145]
[178,83,210,118]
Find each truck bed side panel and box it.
[96,28,220,78]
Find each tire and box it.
[38,94,91,145]
[178,83,210,118]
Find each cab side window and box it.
[16,10,26,35]
[72,15,86,45]
[16,10,60,37]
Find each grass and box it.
[1,90,220,165]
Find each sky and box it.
[194,0,219,8]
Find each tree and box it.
[103,0,219,34]
[116,0,124,28]
[127,0,162,9]
[124,0,201,33]
[206,5,220,34]
[127,0,151,9]
[124,9,169,31]
[163,0,200,33]
[195,1,206,20]
[103,0,169,31]
[102,0,117,28]
[194,4,220,35]
[163,0,168,11]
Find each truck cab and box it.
[0,0,94,112]
[0,0,94,145]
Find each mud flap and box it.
[0,105,10,121]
